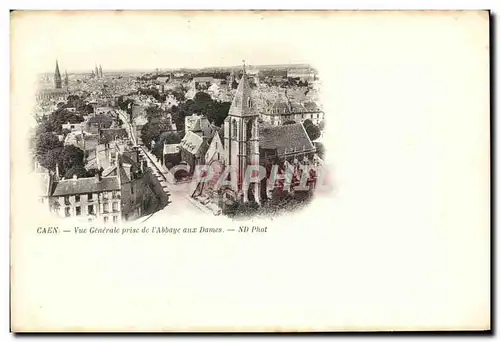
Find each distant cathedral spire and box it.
[64,70,69,87]
[54,60,62,89]
[99,64,103,78]
[95,64,99,78]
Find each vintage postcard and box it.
[10,10,490,332]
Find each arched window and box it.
[246,119,253,139]
[232,119,237,138]
[247,97,252,108]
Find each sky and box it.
[11,11,326,73]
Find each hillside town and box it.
[32,60,326,221]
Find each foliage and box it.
[303,119,321,141]
[87,114,114,129]
[35,132,63,157]
[151,131,182,159]
[283,120,296,125]
[208,101,231,126]
[140,121,172,150]
[64,165,91,179]
[59,145,85,175]
[138,88,161,102]
[61,128,71,137]
[170,92,230,129]
[40,108,85,135]
[318,120,325,131]
[116,95,135,114]
[66,95,93,114]
[38,147,63,171]
[315,142,325,160]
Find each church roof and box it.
[259,123,315,155]
[179,131,206,156]
[228,72,258,117]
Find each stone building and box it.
[44,146,160,222]
[260,97,324,126]
[48,171,122,223]
[192,68,320,209]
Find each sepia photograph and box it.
[33,59,325,222]
[10,9,490,333]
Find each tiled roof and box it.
[259,123,315,155]
[270,101,290,114]
[179,131,205,156]
[51,176,120,196]
[303,101,320,112]
[289,101,306,113]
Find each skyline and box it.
[39,61,315,75]
[12,11,322,74]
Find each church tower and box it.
[64,71,69,88]
[54,60,62,89]
[99,64,103,78]
[223,62,260,203]
[95,64,99,78]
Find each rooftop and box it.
[51,176,120,196]
[259,123,315,155]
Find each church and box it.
[35,60,68,102]
[191,67,322,211]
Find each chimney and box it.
[105,144,110,166]
[95,169,102,182]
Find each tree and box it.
[304,121,321,141]
[193,92,213,113]
[207,101,231,126]
[315,142,325,160]
[318,120,325,131]
[59,145,85,175]
[140,122,172,150]
[151,131,182,159]
[38,147,63,172]
[41,108,85,134]
[303,119,314,127]
[61,128,71,137]
[35,132,63,157]
[64,165,89,179]
[88,114,113,129]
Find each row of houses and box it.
[38,145,161,222]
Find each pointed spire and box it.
[227,61,256,117]
[54,60,62,89]
[64,70,69,87]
